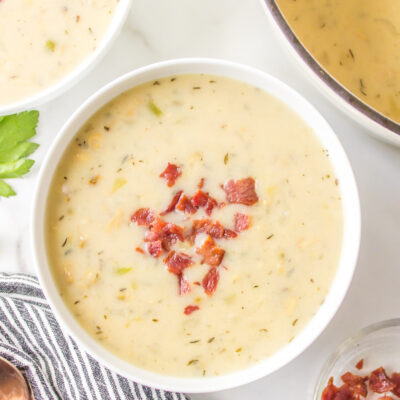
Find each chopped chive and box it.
[147,101,163,117]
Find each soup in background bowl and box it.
[0,0,131,115]
[261,0,400,147]
[32,59,360,393]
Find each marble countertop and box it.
[1,0,399,398]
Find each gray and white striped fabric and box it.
[0,273,190,400]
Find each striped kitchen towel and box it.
[0,273,190,400]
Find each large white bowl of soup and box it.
[260,0,400,147]
[31,58,361,392]
[0,0,132,115]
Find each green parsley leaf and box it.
[0,159,35,179]
[0,111,39,151]
[0,141,39,163]
[0,111,39,198]
[0,180,16,198]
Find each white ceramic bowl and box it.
[260,0,400,147]
[0,0,132,116]
[31,58,361,393]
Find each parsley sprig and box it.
[0,111,39,197]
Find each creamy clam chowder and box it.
[0,0,118,106]
[46,74,343,377]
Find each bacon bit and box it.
[223,177,258,206]
[198,178,205,189]
[196,235,225,267]
[355,359,364,370]
[190,219,222,240]
[202,267,220,296]
[189,219,237,243]
[223,229,237,239]
[341,372,367,397]
[176,193,197,214]
[322,377,338,400]
[335,384,353,400]
[193,281,201,286]
[160,190,183,215]
[131,208,155,226]
[184,305,199,315]
[179,274,191,295]
[162,223,185,249]
[159,162,182,187]
[369,367,396,393]
[147,240,163,258]
[378,397,394,400]
[135,247,145,254]
[192,190,218,216]
[144,218,184,250]
[164,251,193,275]
[234,213,251,231]
[391,372,400,397]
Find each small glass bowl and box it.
[314,319,400,399]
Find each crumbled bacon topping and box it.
[370,367,396,394]
[202,267,220,296]
[355,359,364,370]
[191,190,218,216]
[160,162,182,187]
[223,177,258,206]
[390,372,400,397]
[179,274,191,296]
[161,190,183,215]
[131,165,260,299]
[322,364,400,400]
[184,305,199,315]
[144,218,184,252]
[146,240,163,258]
[189,219,234,242]
[164,251,193,275]
[196,235,225,267]
[322,377,338,400]
[176,193,197,214]
[334,385,353,400]
[131,208,154,226]
[234,213,251,231]
[341,372,367,397]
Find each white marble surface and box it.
[1,0,399,398]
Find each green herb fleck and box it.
[147,101,163,117]
[115,267,132,275]
[223,153,229,165]
[46,40,56,52]
[187,359,198,366]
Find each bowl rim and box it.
[260,0,400,147]
[0,0,132,116]
[31,57,361,393]
[313,318,400,400]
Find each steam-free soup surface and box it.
[0,0,117,106]
[46,74,343,377]
[277,0,400,124]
